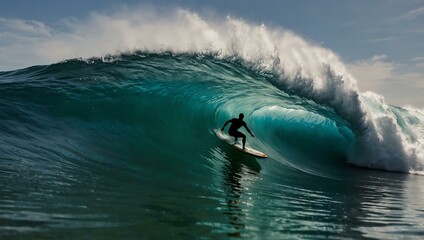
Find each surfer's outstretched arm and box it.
[243,123,255,137]
[221,120,231,131]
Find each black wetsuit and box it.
[222,116,254,149]
[227,118,247,139]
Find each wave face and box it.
[1,51,422,176]
[1,9,424,239]
[0,53,353,175]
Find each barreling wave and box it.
[0,8,423,175]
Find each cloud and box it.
[406,28,424,33]
[411,57,424,62]
[0,17,52,37]
[0,18,55,70]
[347,55,424,107]
[367,37,396,43]
[396,7,424,21]
[347,55,392,87]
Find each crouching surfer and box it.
[221,113,255,149]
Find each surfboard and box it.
[215,129,268,158]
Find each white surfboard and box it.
[215,130,268,159]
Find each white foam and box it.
[350,92,424,174]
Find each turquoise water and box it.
[1,54,424,239]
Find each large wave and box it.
[1,8,423,174]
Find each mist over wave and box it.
[1,7,423,174]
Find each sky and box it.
[1,0,423,107]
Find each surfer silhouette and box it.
[221,113,255,149]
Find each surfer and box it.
[221,113,255,149]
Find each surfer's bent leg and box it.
[241,133,246,149]
[232,131,246,149]
[229,131,245,146]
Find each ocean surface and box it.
[1,10,424,239]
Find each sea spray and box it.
[349,92,424,173]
